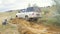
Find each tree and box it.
[54,0,60,14]
[42,0,60,27]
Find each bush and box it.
[43,15,60,27]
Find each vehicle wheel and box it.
[25,15,28,20]
[16,15,18,17]
[32,18,38,22]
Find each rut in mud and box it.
[9,18,60,34]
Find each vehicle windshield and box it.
[21,7,40,12]
[26,7,35,12]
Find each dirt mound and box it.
[9,18,60,34]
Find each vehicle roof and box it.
[20,7,40,12]
[26,7,34,11]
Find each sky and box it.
[0,0,55,12]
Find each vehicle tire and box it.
[16,15,18,17]
[25,15,28,20]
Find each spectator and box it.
[2,19,7,25]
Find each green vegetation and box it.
[38,0,60,28]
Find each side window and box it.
[21,10,26,13]
[18,11,20,13]
[22,10,26,13]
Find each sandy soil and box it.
[9,18,60,34]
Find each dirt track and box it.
[9,18,60,34]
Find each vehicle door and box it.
[20,11,26,18]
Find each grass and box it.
[0,22,19,34]
[0,11,17,25]
[0,11,19,34]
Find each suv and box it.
[16,7,42,20]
